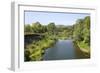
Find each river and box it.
[43,40,88,60]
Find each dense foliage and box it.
[73,16,90,52]
[24,16,90,61]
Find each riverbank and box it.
[78,42,90,53]
[24,36,57,61]
[73,41,90,58]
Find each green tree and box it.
[73,16,90,48]
[24,24,32,33]
[32,22,42,33]
[73,19,84,41]
[82,16,90,46]
[47,22,56,34]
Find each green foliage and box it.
[24,16,90,61]
[32,22,43,33]
[24,37,56,61]
[73,16,90,49]
[47,22,56,35]
[24,24,33,33]
[47,23,56,31]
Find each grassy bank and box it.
[73,41,90,58]
[24,36,57,61]
[77,42,90,53]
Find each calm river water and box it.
[43,40,88,60]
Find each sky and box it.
[24,11,90,25]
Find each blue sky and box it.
[24,11,90,25]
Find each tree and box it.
[47,22,56,34]
[73,19,85,41]
[24,24,32,33]
[82,16,90,46]
[32,22,43,33]
[73,16,90,48]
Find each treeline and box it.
[24,22,73,40]
[73,16,90,51]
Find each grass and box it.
[78,42,90,53]
[73,41,90,58]
[24,36,57,61]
